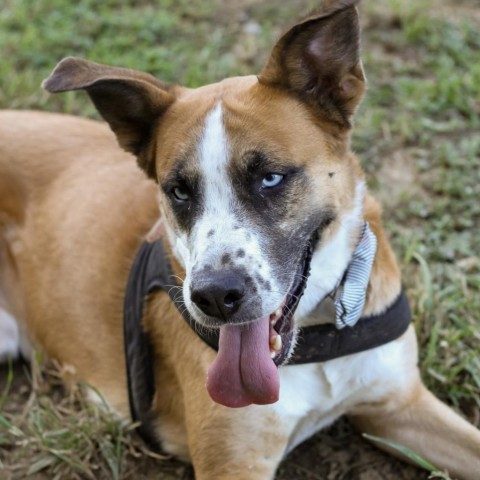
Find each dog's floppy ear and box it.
[42,57,176,178]
[258,0,365,128]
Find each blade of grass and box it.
[0,358,14,412]
[363,433,451,479]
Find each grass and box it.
[363,433,452,480]
[1,0,479,478]
[356,1,480,413]
[0,360,174,480]
[0,0,294,113]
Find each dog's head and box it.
[44,0,367,407]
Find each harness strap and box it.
[290,291,411,364]
[124,239,172,450]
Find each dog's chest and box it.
[273,331,416,454]
[273,363,340,453]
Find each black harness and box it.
[124,239,412,449]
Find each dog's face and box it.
[156,82,351,326]
[44,0,366,407]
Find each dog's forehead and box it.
[154,75,256,160]
[154,75,340,179]
[222,87,338,166]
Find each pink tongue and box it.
[206,316,279,408]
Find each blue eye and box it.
[173,186,189,201]
[262,173,284,188]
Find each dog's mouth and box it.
[206,232,317,408]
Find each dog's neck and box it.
[297,221,377,329]
[297,184,402,327]
[295,181,366,326]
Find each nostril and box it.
[224,291,242,309]
[197,297,211,308]
[191,291,211,308]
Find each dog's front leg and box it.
[350,381,480,480]
[146,301,292,479]
[182,388,291,480]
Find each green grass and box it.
[363,433,452,480]
[355,2,480,412]
[0,0,300,113]
[1,0,479,478]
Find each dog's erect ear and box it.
[43,57,176,178]
[258,0,365,128]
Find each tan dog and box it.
[1,1,479,478]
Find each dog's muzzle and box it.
[203,231,318,408]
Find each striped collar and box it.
[333,222,377,329]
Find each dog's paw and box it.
[0,307,20,362]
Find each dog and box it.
[1,0,479,478]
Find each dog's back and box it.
[0,110,138,230]
[0,111,115,194]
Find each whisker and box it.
[169,274,185,285]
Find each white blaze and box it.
[182,102,280,322]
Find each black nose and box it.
[191,272,245,319]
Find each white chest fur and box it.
[274,326,418,454]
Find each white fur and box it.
[196,102,233,230]
[296,181,365,325]
[0,307,20,362]
[275,325,418,454]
